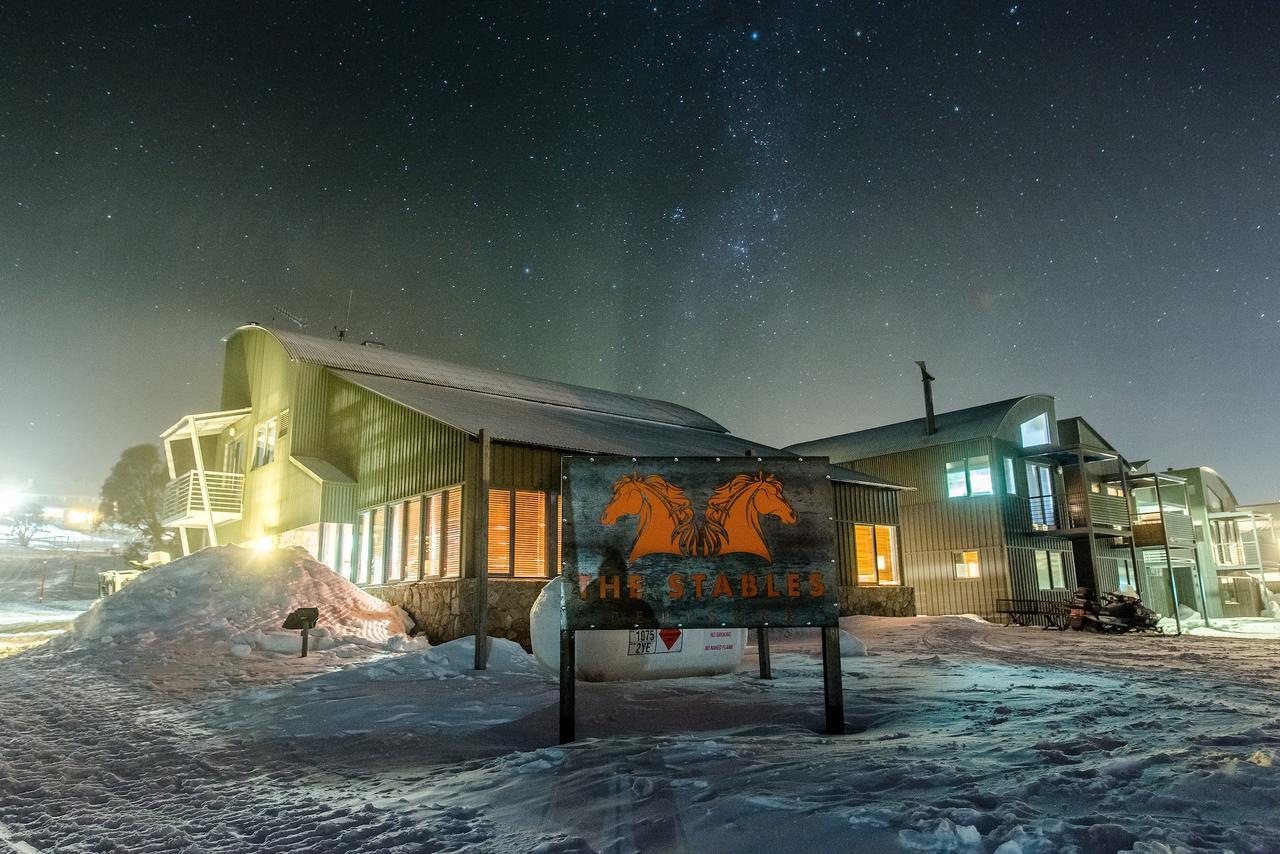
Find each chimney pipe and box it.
[915,361,937,435]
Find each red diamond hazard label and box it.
[659,628,682,650]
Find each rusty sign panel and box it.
[561,456,839,631]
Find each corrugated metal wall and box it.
[323,375,470,508]
[848,438,1013,618]
[831,481,902,587]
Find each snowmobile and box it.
[1066,588,1161,634]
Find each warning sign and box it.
[627,628,684,655]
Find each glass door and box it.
[1026,462,1056,528]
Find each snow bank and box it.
[54,545,413,658]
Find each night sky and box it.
[2,2,1277,501]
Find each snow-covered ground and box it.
[1,547,1278,852]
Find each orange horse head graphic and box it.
[600,472,698,563]
[600,470,797,563]
[701,472,797,561]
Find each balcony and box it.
[1131,512,1195,549]
[1016,491,1130,536]
[1213,540,1261,569]
[161,470,244,527]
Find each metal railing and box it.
[161,470,244,524]
[1131,511,1195,548]
[1214,540,1260,568]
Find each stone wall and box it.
[839,585,916,618]
[366,577,549,648]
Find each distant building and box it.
[787,385,1197,622]
[1166,470,1278,618]
[159,324,910,643]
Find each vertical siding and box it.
[831,481,901,587]
[230,328,322,538]
[323,375,470,507]
[847,438,1013,618]
[291,363,328,458]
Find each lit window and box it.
[487,488,549,578]
[1004,457,1017,495]
[946,457,993,497]
[386,502,404,582]
[357,511,372,584]
[404,497,421,580]
[968,456,993,495]
[1035,550,1067,589]
[854,524,900,585]
[369,506,385,584]
[946,460,968,497]
[424,493,442,576]
[253,418,277,467]
[953,550,980,579]
[1020,413,1051,448]
[445,487,461,576]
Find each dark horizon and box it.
[2,2,1277,501]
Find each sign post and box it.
[560,456,843,742]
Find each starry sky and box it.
[2,1,1277,501]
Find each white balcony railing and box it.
[161,470,244,526]
[1214,540,1260,568]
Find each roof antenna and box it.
[272,305,308,329]
[915,361,937,435]
[335,289,353,342]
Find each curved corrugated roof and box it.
[785,395,1046,462]
[240,324,725,432]
[335,371,904,489]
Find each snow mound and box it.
[55,546,413,657]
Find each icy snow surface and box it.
[1,549,1279,852]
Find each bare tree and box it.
[5,501,46,548]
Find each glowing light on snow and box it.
[0,487,25,515]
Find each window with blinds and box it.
[444,487,461,577]
[387,502,404,582]
[486,489,549,577]
[854,524,876,584]
[488,490,513,575]
[370,506,386,584]
[853,523,900,586]
[424,492,442,576]
[357,511,372,584]
[404,497,422,580]
[513,490,546,577]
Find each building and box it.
[786,384,1195,622]
[1238,500,1280,598]
[1166,469,1279,619]
[159,324,911,643]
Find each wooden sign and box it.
[561,456,840,631]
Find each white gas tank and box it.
[529,576,745,682]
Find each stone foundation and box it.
[839,585,916,618]
[366,578,549,648]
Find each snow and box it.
[1,548,1280,852]
[52,544,413,659]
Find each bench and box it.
[995,598,1068,629]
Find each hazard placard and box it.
[627,627,684,655]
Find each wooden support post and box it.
[560,629,576,744]
[756,627,772,679]
[474,429,491,670]
[821,625,845,735]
